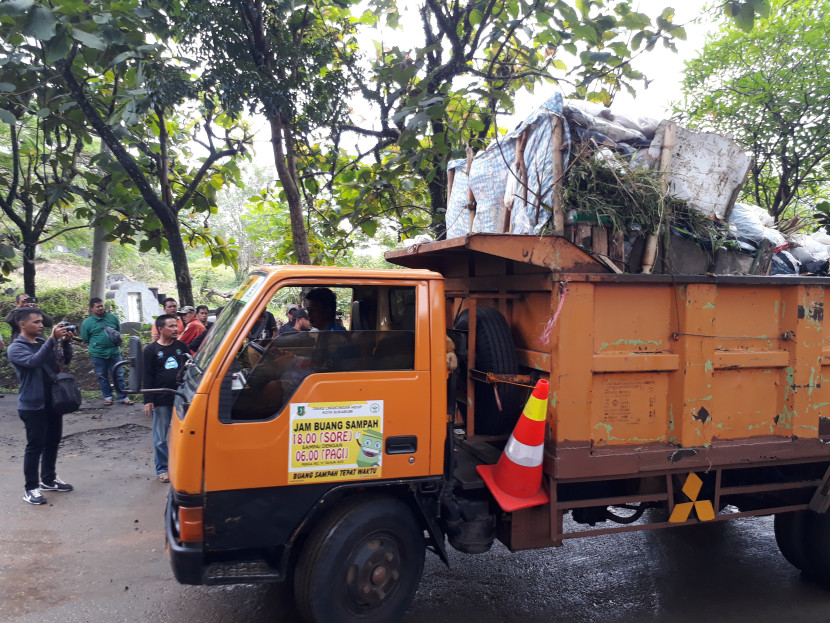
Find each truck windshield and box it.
[190,273,267,377]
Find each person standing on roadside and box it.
[178,305,206,350]
[7,308,74,505]
[6,294,54,341]
[143,315,188,483]
[150,298,183,342]
[80,298,133,406]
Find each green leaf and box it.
[46,32,71,63]
[71,28,107,50]
[360,220,378,237]
[101,25,125,44]
[731,2,755,31]
[24,6,57,41]
[36,107,50,118]
[0,82,15,92]
[754,0,771,18]
[631,31,645,51]
[109,51,133,66]
[0,0,34,17]
[0,108,16,125]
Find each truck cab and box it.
[163,266,447,622]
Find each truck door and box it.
[200,280,435,553]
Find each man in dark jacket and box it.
[5,293,54,340]
[7,308,74,505]
[142,314,188,483]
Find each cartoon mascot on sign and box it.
[354,429,383,468]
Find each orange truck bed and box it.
[388,233,830,485]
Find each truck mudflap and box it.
[165,491,205,585]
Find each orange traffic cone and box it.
[477,379,550,512]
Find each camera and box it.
[25,296,38,304]
[59,322,78,332]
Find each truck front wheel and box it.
[294,495,425,623]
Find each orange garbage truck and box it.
[139,234,830,623]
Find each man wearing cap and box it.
[178,305,206,349]
[277,304,299,337]
[278,307,310,335]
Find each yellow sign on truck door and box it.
[288,401,384,484]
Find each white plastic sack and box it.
[809,230,830,246]
[565,100,659,141]
[788,232,830,261]
[728,203,766,242]
[565,101,648,144]
[740,202,774,227]
[729,203,784,247]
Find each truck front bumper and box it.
[165,491,206,585]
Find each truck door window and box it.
[222,284,417,422]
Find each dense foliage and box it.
[0,0,780,284]
[679,0,830,221]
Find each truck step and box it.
[205,561,282,584]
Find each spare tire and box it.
[455,307,521,435]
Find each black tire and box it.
[455,307,521,435]
[294,495,425,623]
[774,511,811,572]
[805,510,830,586]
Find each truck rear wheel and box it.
[455,307,521,435]
[804,510,830,586]
[774,510,811,572]
[294,495,425,623]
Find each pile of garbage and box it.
[444,94,823,276]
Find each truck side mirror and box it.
[127,335,143,393]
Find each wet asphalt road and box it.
[2,396,830,623]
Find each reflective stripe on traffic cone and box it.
[477,379,550,512]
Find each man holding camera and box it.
[7,308,75,505]
[81,297,133,406]
[5,294,54,341]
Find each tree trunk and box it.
[427,166,448,240]
[166,226,194,307]
[22,238,37,297]
[90,225,109,300]
[269,114,312,264]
